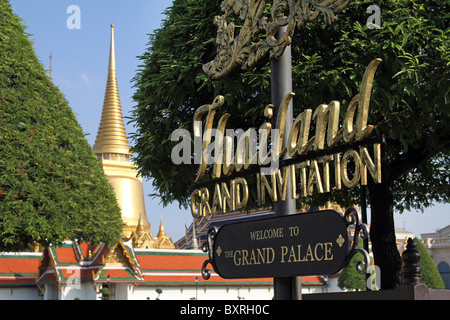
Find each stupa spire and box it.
[93,24,130,155]
[92,25,174,250]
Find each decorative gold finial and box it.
[158,213,165,236]
[156,213,175,249]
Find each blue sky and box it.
[8,0,449,241]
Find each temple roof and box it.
[34,241,143,287]
[0,243,327,289]
[0,252,41,287]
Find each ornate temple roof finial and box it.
[157,214,166,239]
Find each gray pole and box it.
[360,185,371,290]
[271,26,301,300]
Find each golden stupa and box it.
[93,25,174,249]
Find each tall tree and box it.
[413,237,445,289]
[131,0,449,289]
[0,0,123,251]
[131,0,272,207]
[317,0,450,290]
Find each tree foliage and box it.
[131,0,272,207]
[412,237,445,289]
[0,0,123,251]
[338,241,367,291]
[131,0,449,289]
[289,0,449,289]
[337,239,380,291]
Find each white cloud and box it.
[55,76,74,88]
[80,73,93,86]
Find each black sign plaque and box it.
[201,208,369,279]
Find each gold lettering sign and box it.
[233,248,276,266]
[190,59,382,218]
[280,243,333,263]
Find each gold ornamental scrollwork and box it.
[203,0,351,79]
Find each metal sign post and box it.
[198,0,368,300]
[270,25,300,300]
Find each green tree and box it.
[320,0,449,290]
[131,0,449,289]
[338,241,367,291]
[0,0,123,251]
[130,0,272,207]
[412,237,445,289]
